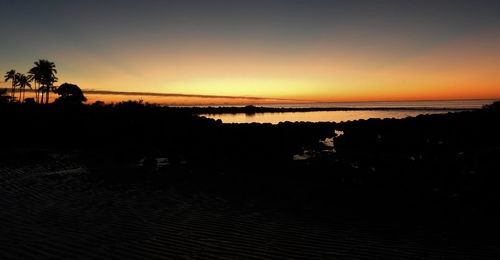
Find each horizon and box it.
[2,0,500,104]
[1,87,497,106]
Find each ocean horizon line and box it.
[2,87,498,105]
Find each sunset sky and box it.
[1,0,499,104]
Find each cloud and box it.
[83,89,300,101]
[0,87,301,102]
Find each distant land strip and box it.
[177,106,476,114]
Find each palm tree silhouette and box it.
[28,66,41,103]
[4,69,17,102]
[31,60,58,104]
[15,73,32,103]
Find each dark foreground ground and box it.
[1,101,500,259]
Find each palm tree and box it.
[31,59,57,104]
[4,69,17,102]
[39,85,46,103]
[15,73,31,103]
[28,66,41,103]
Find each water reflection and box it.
[202,110,452,124]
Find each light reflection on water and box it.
[202,110,453,124]
[261,99,494,109]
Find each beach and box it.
[1,101,500,258]
[1,157,499,259]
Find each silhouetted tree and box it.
[54,83,87,105]
[32,59,57,104]
[4,69,17,102]
[28,66,41,103]
[0,88,10,103]
[483,101,500,111]
[15,73,31,103]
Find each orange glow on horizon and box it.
[1,27,499,104]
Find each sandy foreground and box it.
[1,158,499,259]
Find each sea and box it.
[201,99,496,124]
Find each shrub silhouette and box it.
[483,100,500,111]
[0,88,10,103]
[24,97,36,104]
[54,83,87,105]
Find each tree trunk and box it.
[34,81,38,103]
[40,89,45,104]
[37,82,40,103]
[45,85,50,104]
[11,83,16,102]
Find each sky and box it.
[1,0,499,104]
